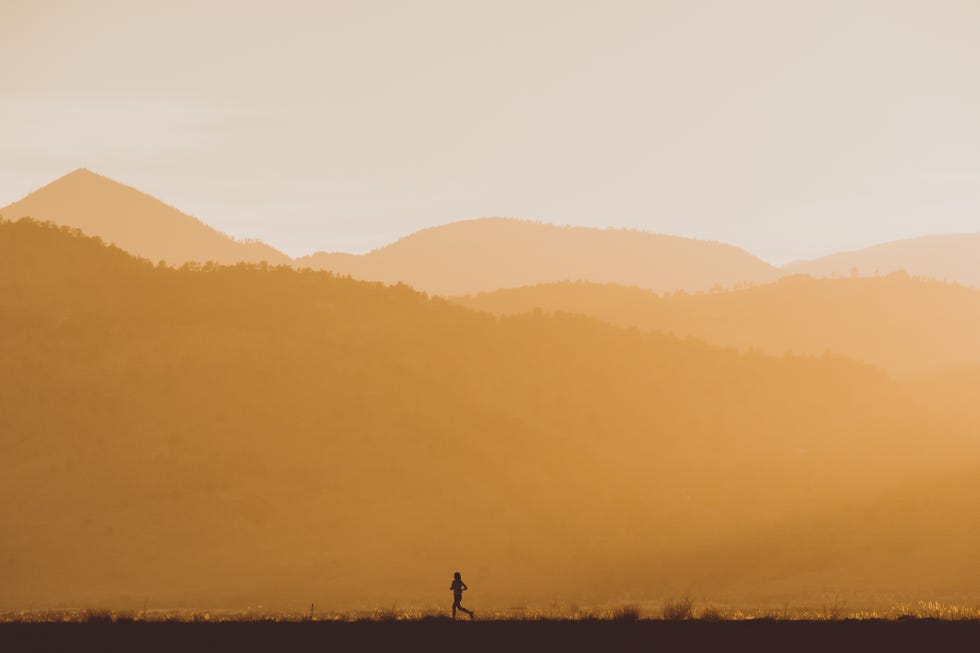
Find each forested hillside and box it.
[1,219,977,610]
[454,276,980,377]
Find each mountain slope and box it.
[782,233,980,287]
[452,274,980,377]
[295,218,779,295]
[1,219,977,610]
[1,169,290,266]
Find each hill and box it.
[295,218,779,295]
[452,274,980,377]
[1,218,978,610]
[0,169,291,266]
[782,233,980,287]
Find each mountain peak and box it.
[49,167,110,186]
[1,170,290,266]
[65,167,98,177]
[18,168,150,206]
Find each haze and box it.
[3,0,980,262]
[4,0,980,617]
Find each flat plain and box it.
[3,618,980,653]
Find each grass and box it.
[697,605,725,621]
[661,595,694,621]
[609,605,641,621]
[2,601,979,624]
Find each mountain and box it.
[295,218,779,296]
[2,217,978,610]
[0,168,291,266]
[782,233,980,287]
[452,273,980,377]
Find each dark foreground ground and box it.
[3,620,979,653]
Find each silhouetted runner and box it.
[450,571,474,620]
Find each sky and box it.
[2,0,979,263]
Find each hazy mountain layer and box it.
[782,233,980,287]
[1,169,291,266]
[453,275,980,377]
[296,218,779,295]
[1,219,978,611]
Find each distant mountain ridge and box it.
[453,273,980,377]
[296,217,780,295]
[2,171,779,294]
[10,169,980,295]
[782,233,980,287]
[0,168,291,266]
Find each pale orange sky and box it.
[2,0,979,262]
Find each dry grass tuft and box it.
[661,596,694,621]
[609,605,642,622]
[83,609,114,624]
[697,605,725,621]
[820,596,848,621]
[896,601,980,621]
